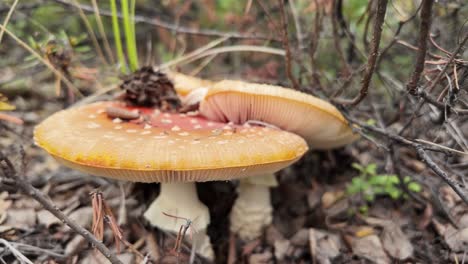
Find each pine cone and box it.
[120,67,181,110]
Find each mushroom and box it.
[199,80,359,240]
[167,71,213,108]
[33,101,308,259]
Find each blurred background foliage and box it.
[0,0,467,102]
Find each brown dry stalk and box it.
[278,0,301,90]
[0,155,123,264]
[91,190,123,253]
[162,212,195,261]
[341,113,468,205]
[334,0,388,106]
[406,0,434,94]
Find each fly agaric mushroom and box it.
[199,80,359,240]
[167,71,213,97]
[34,101,308,258]
[167,72,213,108]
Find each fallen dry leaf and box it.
[290,228,309,246]
[37,209,61,227]
[321,190,344,209]
[5,208,36,229]
[309,228,342,264]
[0,192,12,224]
[355,226,374,238]
[274,239,291,261]
[352,235,390,264]
[381,224,413,260]
[417,203,433,230]
[444,227,468,252]
[248,251,272,264]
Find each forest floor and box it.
[0,82,467,264]
[0,1,468,263]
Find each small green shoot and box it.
[110,0,126,73]
[121,0,139,72]
[347,163,422,204]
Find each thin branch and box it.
[70,0,108,65]
[288,0,304,51]
[52,0,276,41]
[425,33,468,92]
[0,0,19,44]
[0,239,34,264]
[0,24,82,98]
[159,45,285,70]
[278,0,301,90]
[330,0,351,76]
[91,0,115,64]
[341,113,468,205]
[333,0,388,106]
[406,0,434,94]
[0,154,123,264]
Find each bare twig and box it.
[0,239,34,264]
[70,0,108,65]
[0,0,18,44]
[0,154,123,264]
[425,33,468,92]
[278,0,301,90]
[330,0,351,76]
[334,0,388,106]
[406,0,434,94]
[90,0,115,64]
[341,113,468,205]
[288,0,304,51]
[308,0,324,91]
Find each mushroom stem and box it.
[230,174,278,241]
[143,182,214,260]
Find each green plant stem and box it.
[122,0,138,71]
[130,0,137,64]
[110,0,126,73]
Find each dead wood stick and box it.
[424,33,468,93]
[406,0,434,94]
[0,154,123,264]
[341,113,468,205]
[333,0,388,106]
[278,0,301,90]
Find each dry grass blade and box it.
[103,200,123,253]
[162,212,195,262]
[70,0,108,65]
[0,239,34,264]
[0,112,23,125]
[157,36,230,70]
[91,191,105,242]
[160,45,285,70]
[0,0,19,44]
[91,0,115,64]
[0,24,83,98]
[91,190,124,253]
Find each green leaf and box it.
[359,205,369,214]
[364,193,375,202]
[365,118,377,126]
[352,163,365,173]
[365,164,377,175]
[408,182,422,193]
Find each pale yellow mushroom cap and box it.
[34,101,308,183]
[200,80,359,149]
[166,72,214,97]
